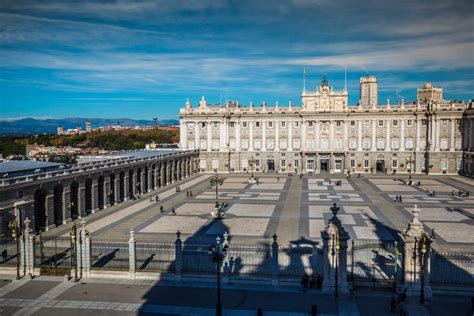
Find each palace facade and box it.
[179,75,468,175]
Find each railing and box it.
[91,241,129,271]
[430,251,474,287]
[0,149,199,187]
[228,244,273,276]
[136,242,175,272]
[278,246,321,278]
[34,236,72,275]
[0,236,19,267]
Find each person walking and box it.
[172,208,176,215]
[300,273,309,293]
[160,206,164,213]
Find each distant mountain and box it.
[0,117,179,136]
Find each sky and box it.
[0,0,473,120]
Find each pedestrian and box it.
[300,273,309,293]
[399,195,403,203]
[390,297,397,313]
[309,274,317,288]
[1,249,7,262]
[186,191,189,197]
[190,190,193,196]
[160,205,164,213]
[172,208,176,215]
[277,177,280,182]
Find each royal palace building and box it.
[179,75,470,175]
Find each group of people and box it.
[186,190,193,197]
[394,195,403,203]
[175,185,181,192]
[300,273,322,292]
[451,190,470,197]
[426,189,437,196]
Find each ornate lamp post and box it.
[424,102,435,175]
[210,173,225,218]
[208,236,229,316]
[8,217,21,279]
[420,235,427,304]
[70,221,78,282]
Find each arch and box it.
[53,184,64,226]
[34,188,48,232]
[70,181,79,220]
[144,166,149,193]
[98,175,105,209]
[85,178,93,214]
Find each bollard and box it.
[311,304,318,316]
[257,307,263,316]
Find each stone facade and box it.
[179,77,467,175]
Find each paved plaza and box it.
[41,173,474,252]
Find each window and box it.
[441,119,448,126]
[230,122,235,127]
[421,140,427,150]
[392,120,398,127]
[307,139,314,149]
[335,138,342,149]
[279,139,287,149]
[351,120,356,127]
[336,121,341,127]
[267,139,274,150]
[229,138,236,149]
[350,138,357,149]
[242,122,248,128]
[213,122,219,128]
[241,139,248,149]
[421,120,427,126]
[281,159,286,167]
[407,120,413,127]
[241,159,248,169]
[391,139,399,149]
[455,139,462,150]
[255,159,260,167]
[294,121,300,128]
[350,159,356,168]
[364,120,370,128]
[294,160,299,167]
[440,138,448,150]
[200,140,207,149]
[200,159,207,170]
[212,139,219,150]
[201,122,206,128]
[392,160,398,168]
[441,160,448,171]
[293,138,300,149]
[421,160,426,171]
[364,160,369,168]
[281,121,286,128]
[268,121,273,128]
[187,122,195,129]
[255,122,260,128]
[456,119,460,126]
[363,138,370,149]
[405,138,414,149]
[377,138,385,150]
[378,120,384,127]
[212,159,219,170]
[308,121,314,127]
[320,138,329,149]
[254,138,261,149]
[187,140,195,150]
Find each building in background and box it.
[86,120,92,132]
[57,126,63,135]
[180,75,467,175]
[359,75,378,108]
[417,83,443,102]
[461,104,474,177]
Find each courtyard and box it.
[41,173,474,252]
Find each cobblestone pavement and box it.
[41,173,473,251]
[0,276,471,316]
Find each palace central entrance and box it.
[376,160,385,173]
[267,159,275,172]
[320,158,329,172]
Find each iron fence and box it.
[91,241,129,270]
[182,243,214,274]
[136,242,175,272]
[34,236,72,275]
[430,251,474,287]
[0,236,19,267]
[278,246,321,278]
[228,244,272,276]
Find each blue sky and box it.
[0,0,473,120]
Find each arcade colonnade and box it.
[0,154,200,235]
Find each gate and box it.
[35,235,73,276]
[348,240,400,291]
[0,235,20,268]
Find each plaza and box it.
[35,173,473,253]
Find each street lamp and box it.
[420,235,427,304]
[8,217,21,280]
[331,234,339,299]
[70,221,78,282]
[208,236,229,316]
[210,173,225,218]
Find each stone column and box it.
[450,119,455,151]
[81,220,91,278]
[315,121,321,149]
[271,233,279,286]
[400,120,405,151]
[288,120,293,152]
[194,122,200,150]
[131,171,137,196]
[129,230,136,279]
[385,119,391,152]
[415,117,421,151]
[160,165,165,187]
[171,161,176,183]
[114,175,120,204]
[262,120,267,152]
[207,121,212,152]
[78,183,85,218]
[62,190,68,224]
[104,177,110,209]
[357,120,362,151]
[180,121,187,150]
[434,118,440,151]
[123,173,129,201]
[91,180,98,212]
[371,119,377,151]
[147,167,153,192]
[275,119,280,152]
[23,218,35,276]
[140,170,146,193]
[343,121,349,151]
[236,121,241,152]
[249,121,254,152]
[153,167,158,189]
[175,231,182,281]
[302,121,307,152]
[329,120,334,151]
